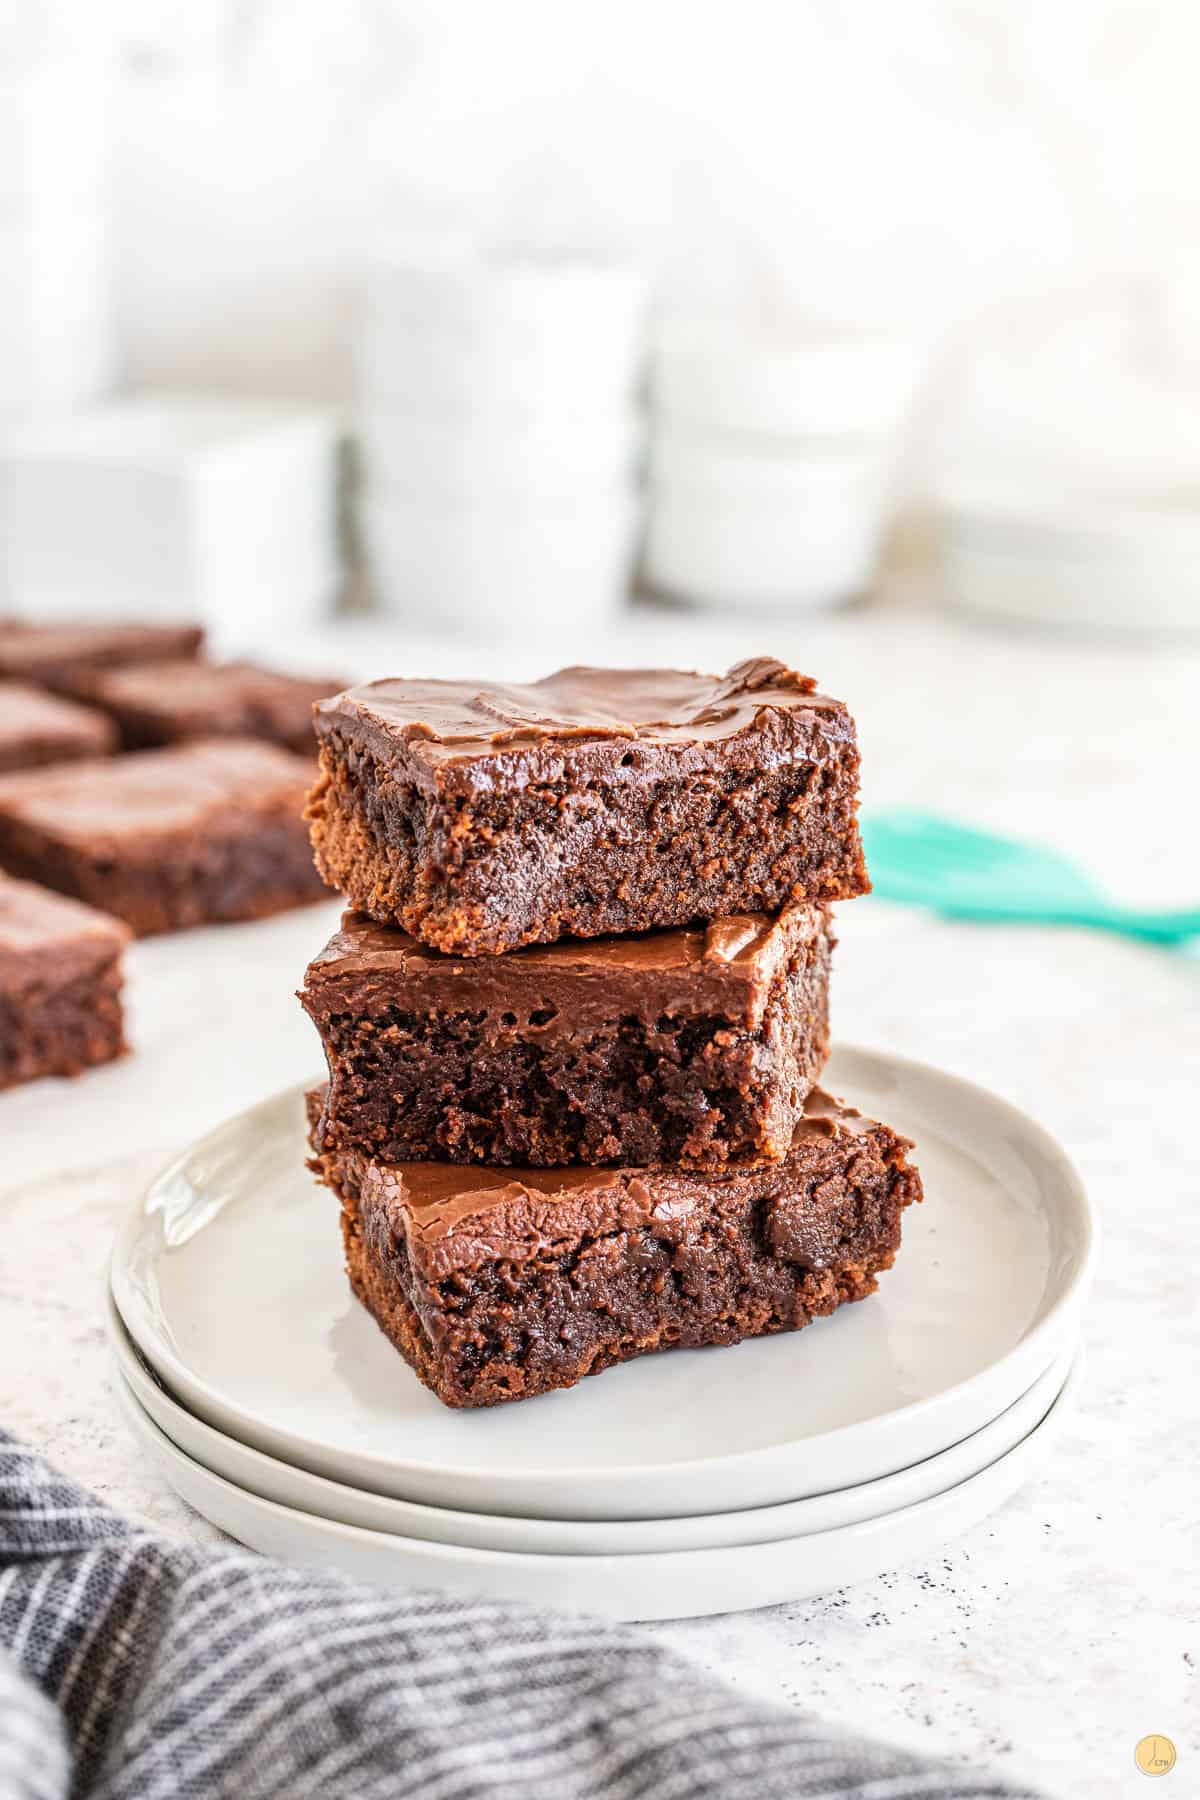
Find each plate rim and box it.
[110,1042,1096,1490]
[115,1351,1083,1574]
[107,1288,1079,1552]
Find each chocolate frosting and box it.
[305,904,830,1030]
[0,871,128,994]
[356,1087,888,1278]
[0,739,312,843]
[315,658,853,792]
[0,681,115,750]
[0,620,204,682]
[70,658,344,720]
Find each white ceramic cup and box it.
[362,490,639,634]
[644,430,892,610]
[359,409,640,503]
[653,315,920,443]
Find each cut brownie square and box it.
[307,657,869,955]
[0,740,326,936]
[0,873,129,1086]
[0,680,117,772]
[301,905,833,1168]
[310,1089,922,1409]
[0,619,204,691]
[63,658,346,756]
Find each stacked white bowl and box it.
[108,1046,1094,1621]
[355,244,646,636]
[644,317,921,612]
[0,66,115,431]
[934,351,1200,636]
[938,475,1200,636]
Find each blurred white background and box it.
[2,0,1200,644]
[101,0,1198,402]
[5,0,1200,637]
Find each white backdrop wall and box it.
[6,1,1200,406]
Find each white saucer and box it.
[109,1293,1076,1555]
[110,1044,1094,1521]
[115,1357,1082,1622]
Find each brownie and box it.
[310,1088,922,1409]
[0,872,129,1087]
[307,657,869,956]
[0,740,326,936]
[0,681,117,772]
[0,620,204,691]
[301,905,833,1168]
[64,659,346,756]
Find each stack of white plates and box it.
[643,318,921,612]
[109,1045,1094,1622]
[355,245,646,635]
[937,471,1200,636]
[933,341,1200,635]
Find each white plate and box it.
[115,1358,1082,1621]
[941,534,1200,635]
[109,1292,1077,1555]
[111,1045,1094,1521]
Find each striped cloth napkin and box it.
[0,1429,1043,1800]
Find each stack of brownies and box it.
[300,658,922,1409]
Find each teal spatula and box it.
[861,810,1200,946]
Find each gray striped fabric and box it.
[0,1430,1044,1800]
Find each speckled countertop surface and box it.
[2,604,1196,1800]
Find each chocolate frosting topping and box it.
[315,658,850,791]
[314,907,789,976]
[363,1087,876,1264]
[0,620,203,682]
[71,658,343,715]
[0,739,312,843]
[0,681,112,742]
[305,904,830,1031]
[0,871,128,994]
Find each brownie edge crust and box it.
[310,1089,922,1410]
[307,658,869,956]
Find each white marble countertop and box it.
[2,602,1196,1800]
